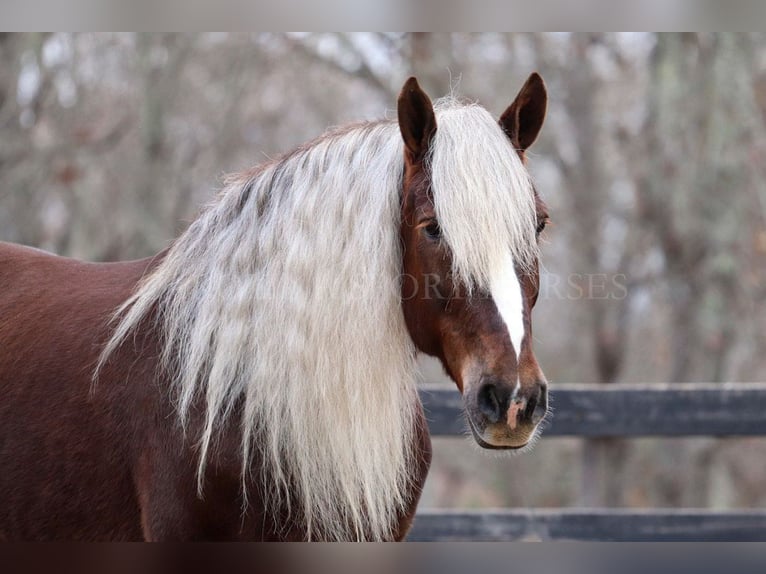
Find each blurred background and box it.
[1,33,765,510]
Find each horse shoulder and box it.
[0,242,167,540]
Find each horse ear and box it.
[499,72,548,153]
[397,77,437,161]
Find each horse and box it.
[0,74,550,541]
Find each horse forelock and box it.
[428,99,539,292]
[98,100,538,541]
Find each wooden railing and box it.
[409,383,766,541]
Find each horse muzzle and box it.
[464,376,548,450]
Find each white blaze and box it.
[489,252,526,366]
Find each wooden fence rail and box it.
[409,509,766,542]
[419,382,766,437]
[412,383,766,541]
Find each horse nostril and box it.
[524,393,538,421]
[477,382,510,424]
[530,383,548,425]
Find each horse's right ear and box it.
[500,72,548,154]
[397,77,436,162]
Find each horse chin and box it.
[466,416,529,451]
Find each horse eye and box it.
[423,221,442,240]
[536,218,548,236]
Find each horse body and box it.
[0,75,549,540]
[0,242,432,540]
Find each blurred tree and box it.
[530,33,647,507]
[629,33,766,507]
[636,33,762,385]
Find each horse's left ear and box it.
[499,72,548,153]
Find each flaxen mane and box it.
[98,99,538,540]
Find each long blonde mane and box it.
[98,99,537,541]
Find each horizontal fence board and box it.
[419,383,766,437]
[409,509,766,541]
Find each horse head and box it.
[398,73,550,450]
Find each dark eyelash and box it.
[424,221,442,240]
